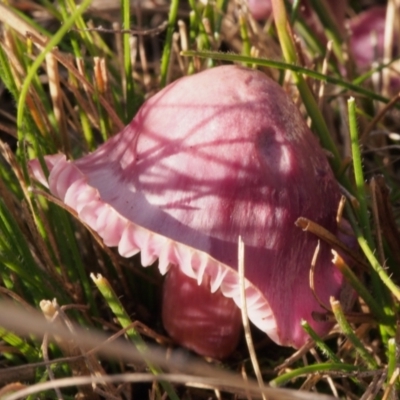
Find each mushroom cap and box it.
[29,65,345,350]
[247,0,273,21]
[248,0,346,27]
[349,6,390,70]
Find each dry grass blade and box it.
[381,367,399,400]
[295,217,368,271]
[1,373,337,400]
[40,299,115,399]
[359,369,387,400]
[360,91,400,142]
[0,3,43,39]
[76,21,168,36]
[238,236,267,400]
[45,52,69,153]
[0,301,336,400]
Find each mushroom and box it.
[348,6,397,71]
[247,0,347,28]
[29,65,347,359]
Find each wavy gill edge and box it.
[29,154,280,345]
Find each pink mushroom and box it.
[348,6,396,70]
[248,0,347,27]
[29,65,347,359]
[347,6,400,94]
[248,1,398,79]
[247,0,273,21]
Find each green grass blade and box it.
[345,204,400,304]
[160,0,180,87]
[347,98,373,244]
[301,321,342,363]
[122,0,135,121]
[270,362,362,387]
[331,299,378,369]
[0,326,39,362]
[180,51,395,110]
[0,199,55,300]
[332,252,391,325]
[91,273,180,400]
[307,0,343,62]
[16,0,93,153]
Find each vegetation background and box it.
[0,0,399,399]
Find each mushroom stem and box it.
[162,266,242,359]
